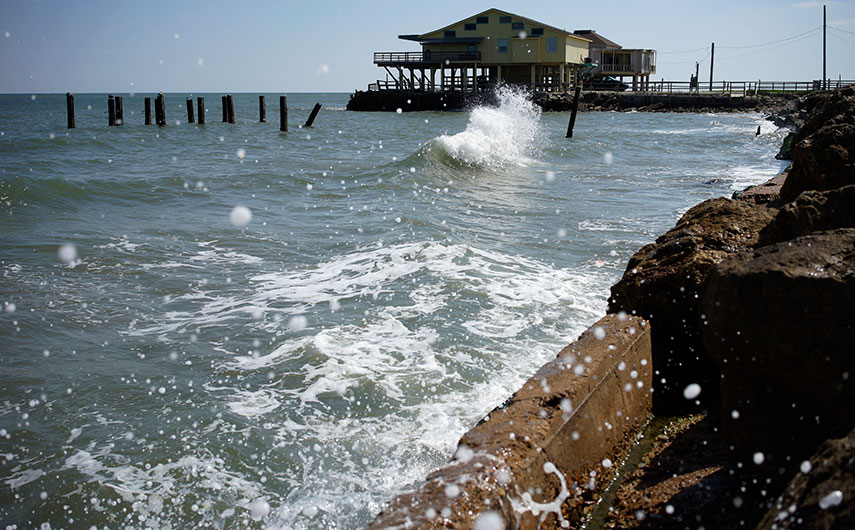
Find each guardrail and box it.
[373,51,482,64]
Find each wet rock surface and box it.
[758,184,855,245]
[608,198,777,414]
[755,427,855,530]
[779,86,855,201]
[700,229,855,482]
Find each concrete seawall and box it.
[367,314,652,529]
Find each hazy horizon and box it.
[2,0,854,94]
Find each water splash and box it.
[431,86,544,169]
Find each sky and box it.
[1,0,854,93]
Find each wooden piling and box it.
[259,95,266,123]
[155,92,165,126]
[66,92,75,129]
[565,85,582,138]
[279,95,288,132]
[145,97,152,125]
[227,94,235,124]
[108,94,116,126]
[197,97,205,125]
[115,96,124,126]
[304,102,322,128]
[186,98,195,123]
[222,95,228,122]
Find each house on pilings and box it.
[370,8,592,93]
[573,30,656,91]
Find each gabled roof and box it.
[401,8,590,44]
[573,30,621,49]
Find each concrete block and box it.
[366,314,652,529]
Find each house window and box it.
[476,16,488,24]
[511,22,524,30]
[498,38,508,53]
[444,30,456,38]
[531,27,544,36]
[547,37,557,52]
[464,23,476,30]
[499,16,511,23]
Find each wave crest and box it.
[430,86,543,169]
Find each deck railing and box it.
[374,51,482,65]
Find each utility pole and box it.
[695,62,700,92]
[709,42,715,91]
[823,4,827,90]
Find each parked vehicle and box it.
[584,76,630,91]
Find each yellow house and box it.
[372,8,591,92]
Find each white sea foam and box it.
[432,86,544,169]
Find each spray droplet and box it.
[753,452,765,465]
[57,244,78,264]
[474,511,505,530]
[249,499,271,521]
[819,490,843,510]
[593,326,606,340]
[683,383,701,400]
[230,205,252,227]
[288,315,307,331]
[603,152,614,165]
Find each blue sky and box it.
[1,0,853,93]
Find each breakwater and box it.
[346,88,799,114]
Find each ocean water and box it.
[0,89,788,529]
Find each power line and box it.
[829,26,855,36]
[829,31,855,46]
[718,30,821,60]
[658,46,710,55]
[717,27,821,49]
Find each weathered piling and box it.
[227,94,235,124]
[186,99,195,123]
[197,97,205,125]
[222,95,228,122]
[566,85,582,138]
[145,97,152,125]
[115,96,124,125]
[155,92,165,126]
[107,94,116,126]
[66,92,75,129]
[259,95,266,123]
[279,95,288,132]
[304,102,322,128]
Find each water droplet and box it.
[800,460,812,473]
[249,499,271,520]
[753,452,765,465]
[445,484,460,498]
[57,243,78,264]
[230,205,252,227]
[593,326,606,340]
[819,490,843,510]
[603,152,614,165]
[288,315,307,331]
[683,383,701,400]
[474,511,505,530]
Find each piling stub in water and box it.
[186,98,195,124]
[279,95,288,132]
[566,85,582,138]
[197,97,205,125]
[115,96,124,126]
[366,314,653,529]
[259,95,266,123]
[66,92,75,129]
[227,94,235,124]
[222,95,228,122]
[107,94,116,126]
[145,97,152,125]
[304,102,322,127]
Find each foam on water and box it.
[431,86,544,169]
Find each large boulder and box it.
[780,86,855,201]
[759,184,855,246]
[609,198,777,414]
[755,427,855,530]
[701,229,855,481]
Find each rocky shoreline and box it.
[364,86,854,529]
[603,85,855,529]
[346,88,803,115]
